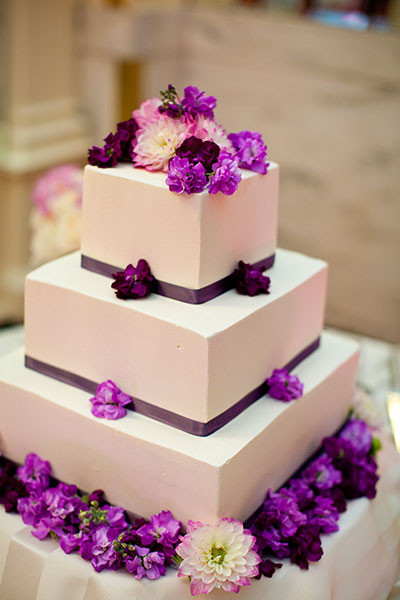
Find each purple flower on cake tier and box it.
[289,523,323,570]
[166,156,208,194]
[251,491,306,557]
[90,380,132,420]
[176,518,260,595]
[111,260,154,300]
[282,479,314,511]
[88,132,122,168]
[301,454,342,491]
[255,559,283,580]
[181,86,217,120]
[266,368,304,402]
[115,117,139,161]
[81,526,121,572]
[339,418,373,455]
[31,482,85,540]
[17,453,51,493]
[234,260,271,297]
[228,130,269,175]
[208,151,242,195]
[18,493,47,528]
[175,136,220,173]
[126,546,166,580]
[307,495,339,535]
[0,463,28,513]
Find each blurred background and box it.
[0,0,399,344]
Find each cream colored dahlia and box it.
[176,518,260,596]
[134,116,189,171]
[193,116,233,152]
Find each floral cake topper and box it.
[88,84,270,196]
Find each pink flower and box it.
[193,116,233,152]
[176,518,260,595]
[32,164,82,214]
[132,97,162,129]
[134,116,190,171]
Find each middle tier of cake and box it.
[24,248,327,432]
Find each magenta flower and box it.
[181,86,217,120]
[166,156,208,194]
[137,510,181,548]
[267,368,304,402]
[301,455,342,491]
[88,132,122,168]
[126,546,166,580]
[208,151,242,195]
[339,418,373,454]
[234,261,271,296]
[111,260,154,300]
[177,518,260,595]
[228,130,269,175]
[175,136,220,172]
[17,453,51,493]
[90,380,132,420]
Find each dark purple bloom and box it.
[166,156,208,194]
[116,118,139,161]
[175,136,220,172]
[125,546,166,580]
[88,132,121,168]
[307,495,339,534]
[90,380,132,420]
[255,559,283,579]
[289,524,323,570]
[267,368,304,402]
[17,453,51,493]
[111,259,154,300]
[228,130,269,175]
[88,489,106,507]
[137,510,181,548]
[0,463,28,513]
[181,86,216,120]
[158,84,184,119]
[208,151,242,195]
[340,419,373,455]
[301,454,342,491]
[234,261,271,297]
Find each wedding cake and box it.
[0,85,399,600]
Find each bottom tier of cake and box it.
[0,438,399,600]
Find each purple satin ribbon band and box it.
[81,253,276,305]
[25,337,320,437]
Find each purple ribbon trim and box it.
[81,253,276,305]
[25,337,320,437]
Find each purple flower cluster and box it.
[90,380,132,420]
[166,137,241,196]
[159,84,216,121]
[88,117,138,168]
[234,260,271,296]
[266,368,304,402]
[0,453,183,582]
[111,259,154,300]
[251,417,380,576]
[228,130,269,175]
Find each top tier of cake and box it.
[81,162,279,295]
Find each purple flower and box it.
[175,136,220,173]
[340,419,373,455]
[137,510,181,549]
[228,130,269,175]
[111,259,154,300]
[289,524,323,570]
[88,132,121,168]
[17,453,51,493]
[181,86,216,120]
[208,151,242,195]
[255,559,282,579]
[166,156,208,194]
[126,546,166,580]
[267,368,304,402]
[234,260,271,297]
[18,493,46,527]
[0,463,28,513]
[251,491,306,557]
[82,526,121,572]
[30,482,85,540]
[307,496,339,534]
[116,118,139,161]
[301,455,342,491]
[90,380,132,420]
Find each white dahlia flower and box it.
[176,518,260,596]
[134,116,189,171]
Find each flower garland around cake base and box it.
[0,417,381,595]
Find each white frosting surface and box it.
[25,248,328,422]
[81,163,279,289]
[0,436,399,600]
[0,332,358,524]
